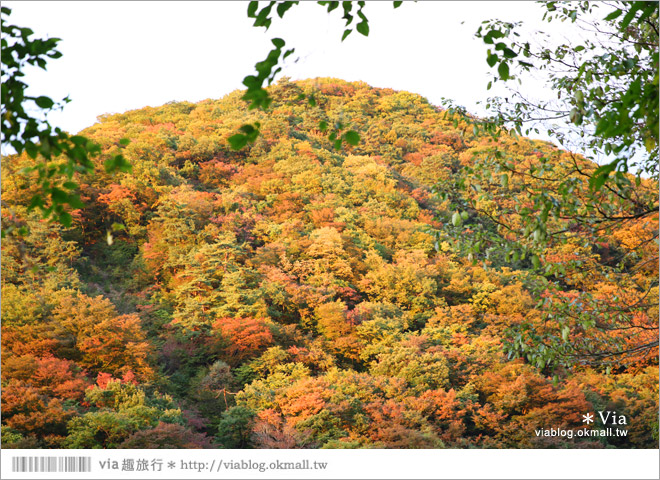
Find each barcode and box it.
[11,456,92,473]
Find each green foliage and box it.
[462,0,660,368]
[64,380,184,448]
[227,1,402,151]
[475,1,658,185]
[228,122,262,150]
[0,7,130,233]
[215,406,256,448]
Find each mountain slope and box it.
[2,78,657,449]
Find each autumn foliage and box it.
[1,78,657,448]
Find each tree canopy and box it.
[2,77,657,448]
[1,1,658,450]
[456,0,659,369]
[1,6,129,235]
[475,1,658,186]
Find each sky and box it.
[4,1,565,137]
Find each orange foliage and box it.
[211,317,274,364]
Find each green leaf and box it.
[247,1,258,17]
[308,95,316,107]
[487,53,498,67]
[498,61,510,80]
[502,47,517,59]
[276,2,295,18]
[603,9,622,21]
[111,222,126,231]
[645,136,656,152]
[452,211,463,227]
[66,193,84,209]
[590,173,607,191]
[59,212,72,227]
[228,134,248,150]
[243,75,259,88]
[25,142,38,159]
[328,1,339,12]
[106,154,132,173]
[34,95,54,108]
[393,1,402,7]
[319,120,328,131]
[50,187,68,203]
[531,254,540,269]
[341,29,352,41]
[271,37,285,49]
[28,195,44,211]
[356,21,369,36]
[334,139,342,150]
[620,6,641,29]
[590,162,617,191]
[500,173,509,188]
[119,137,130,146]
[70,135,87,146]
[343,130,360,145]
[239,124,256,134]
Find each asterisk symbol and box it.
[167,461,176,469]
[582,413,594,424]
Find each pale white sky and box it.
[5,1,564,136]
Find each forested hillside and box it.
[2,78,657,448]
